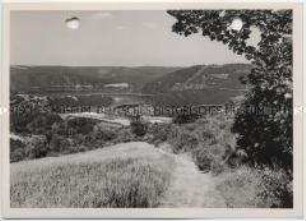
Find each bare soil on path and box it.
[157,146,226,208]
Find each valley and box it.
[10,62,288,209]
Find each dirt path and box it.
[158,147,226,208]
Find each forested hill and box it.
[10,64,252,101]
[142,63,252,94]
[10,66,179,92]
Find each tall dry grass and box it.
[11,157,172,208]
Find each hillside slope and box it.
[142,63,251,94]
[10,66,179,92]
[11,64,251,93]
[145,64,251,105]
[10,64,251,105]
[11,142,175,208]
[11,142,226,208]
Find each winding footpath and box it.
[157,145,226,208]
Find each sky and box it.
[10,10,250,67]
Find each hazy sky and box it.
[11,10,249,66]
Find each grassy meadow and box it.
[11,143,174,208]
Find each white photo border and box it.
[1,1,303,219]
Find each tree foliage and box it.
[130,116,148,137]
[167,10,293,170]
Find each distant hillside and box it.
[10,66,179,93]
[10,64,252,105]
[142,63,252,105]
[142,64,252,94]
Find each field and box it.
[11,142,175,208]
[11,141,290,208]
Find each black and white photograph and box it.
[1,1,304,218]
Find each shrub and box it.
[48,134,73,155]
[233,99,293,170]
[166,114,237,173]
[10,139,27,163]
[130,120,148,137]
[144,123,173,146]
[91,123,117,141]
[25,137,49,159]
[83,123,120,148]
[12,120,135,162]
[192,143,226,173]
[215,166,293,208]
[26,112,63,135]
[10,136,48,162]
[66,117,100,135]
[115,126,136,143]
[10,94,54,134]
[173,112,199,125]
